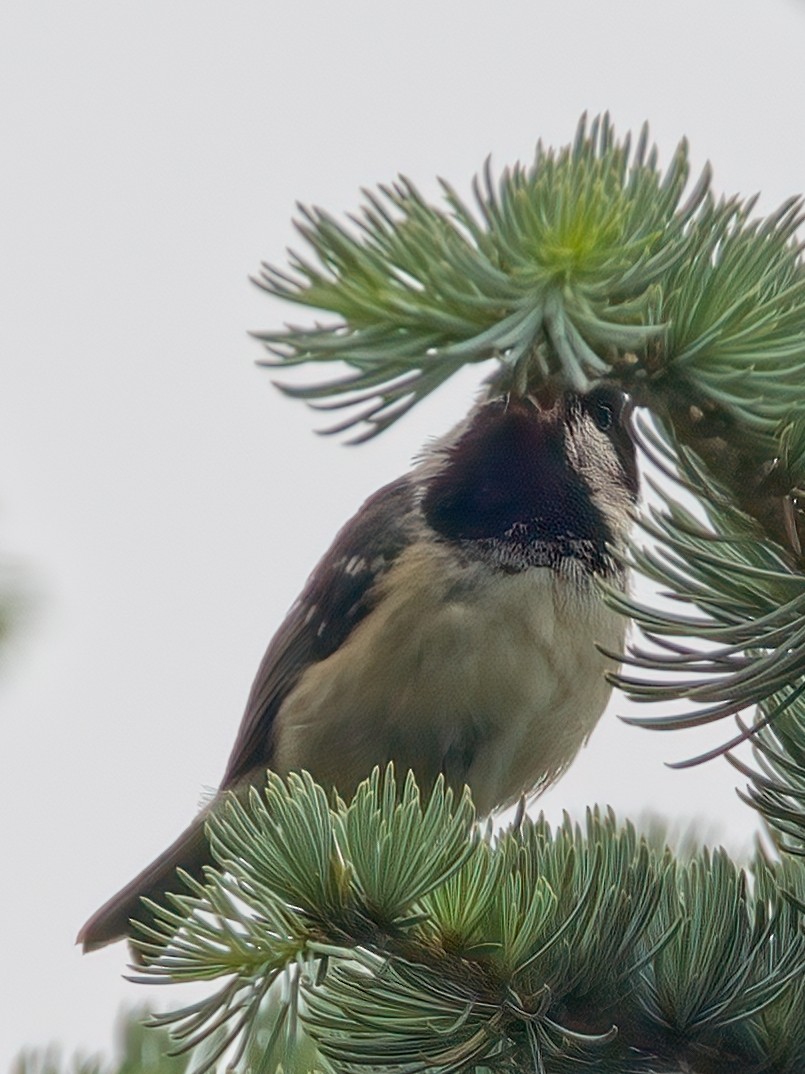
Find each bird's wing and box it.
[220,475,418,788]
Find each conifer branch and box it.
[249,111,805,843]
[116,769,805,1073]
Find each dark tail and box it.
[77,811,211,954]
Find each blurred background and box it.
[3,0,804,1066]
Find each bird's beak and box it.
[528,383,562,415]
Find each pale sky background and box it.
[3,0,805,1067]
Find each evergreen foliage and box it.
[91,771,805,1072]
[252,112,805,850]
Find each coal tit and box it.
[78,384,637,952]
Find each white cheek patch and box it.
[565,419,633,539]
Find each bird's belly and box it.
[273,544,625,814]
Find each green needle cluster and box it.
[126,769,805,1074]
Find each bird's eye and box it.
[593,402,613,431]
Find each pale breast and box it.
[272,541,625,814]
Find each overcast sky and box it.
[4,0,805,1066]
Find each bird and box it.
[77,382,638,953]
